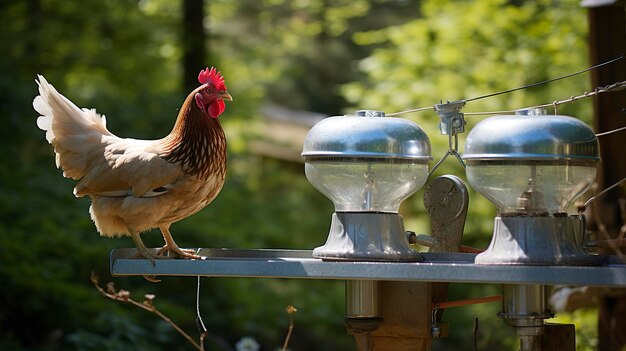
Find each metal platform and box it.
[110,248,626,287]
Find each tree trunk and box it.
[182,0,207,93]
[586,4,626,351]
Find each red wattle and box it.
[208,99,226,118]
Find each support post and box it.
[370,281,434,351]
[584,2,626,350]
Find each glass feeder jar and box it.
[463,108,601,265]
[302,110,432,261]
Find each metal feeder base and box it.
[475,215,600,265]
[313,212,422,261]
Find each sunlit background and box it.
[0,0,601,350]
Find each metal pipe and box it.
[501,284,548,321]
[346,280,380,318]
[519,334,542,351]
[345,280,381,351]
[499,284,553,351]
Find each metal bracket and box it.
[430,101,467,175]
[434,100,466,136]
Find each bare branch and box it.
[90,273,204,351]
[281,305,297,351]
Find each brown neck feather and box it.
[161,90,227,179]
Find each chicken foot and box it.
[156,225,201,259]
[129,230,167,261]
[128,230,165,283]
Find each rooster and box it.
[34,68,232,261]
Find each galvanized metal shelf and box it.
[110,248,626,287]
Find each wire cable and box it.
[385,55,625,117]
[196,276,208,339]
[596,126,626,137]
[464,54,624,103]
[464,80,626,116]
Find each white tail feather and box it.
[34,75,115,180]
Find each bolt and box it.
[406,231,417,244]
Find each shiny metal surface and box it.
[462,114,600,161]
[312,212,422,261]
[434,100,466,136]
[110,248,626,287]
[499,284,553,350]
[475,215,599,265]
[346,280,380,318]
[302,113,431,161]
[500,284,552,322]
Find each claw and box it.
[156,245,201,259]
[143,275,161,283]
[158,225,202,259]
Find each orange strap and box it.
[432,295,502,310]
[458,245,485,254]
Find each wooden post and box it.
[370,281,434,351]
[584,2,626,350]
[543,324,576,350]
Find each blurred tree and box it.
[0,0,604,350]
[585,2,626,350]
[209,0,422,115]
[183,0,206,93]
[0,1,184,349]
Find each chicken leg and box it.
[129,229,164,261]
[128,230,163,283]
[157,225,201,259]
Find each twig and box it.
[588,184,626,262]
[90,272,204,351]
[473,316,479,351]
[581,177,626,210]
[613,195,626,258]
[281,305,297,351]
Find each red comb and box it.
[198,67,226,91]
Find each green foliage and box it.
[345,0,591,237]
[2,0,355,348]
[210,0,421,114]
[552,308,599,350]
[0,0,601,350]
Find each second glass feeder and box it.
[463,108,601,265]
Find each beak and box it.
[220,91,233,101]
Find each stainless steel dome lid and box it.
[302,111,432,161]
[462,112,600,162]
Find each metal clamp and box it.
[430,101,467,175]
